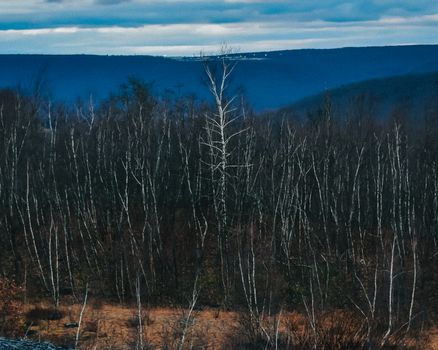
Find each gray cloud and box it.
[6,1,438,26]
[94,0,131,5]
[0,0,437,54]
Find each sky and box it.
[0,0,438,56]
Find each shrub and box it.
[126,309,154,328]
[25,307,65,322]
[84,320,99,333]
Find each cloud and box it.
[0,1,437,54]
[4,1,438,26]
[94,0,131,4]
[1,15,437,56]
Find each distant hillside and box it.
[2,45,438,110]
[280,72,438,120]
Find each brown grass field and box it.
[9,298,437,349]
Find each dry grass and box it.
[428,326,438,350]
[3,299,436,349]
[0,277,25,337]
[18,299,240,349]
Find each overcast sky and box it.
[1,0,438,56]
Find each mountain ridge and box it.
[278,71,438,120]
[2,45,438,111]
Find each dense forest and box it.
[1,58,438,348]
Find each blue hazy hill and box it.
[2,45,438,111]
[278,72,438,120]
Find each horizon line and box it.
[0,43,437,58]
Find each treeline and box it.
[1,60,438,345]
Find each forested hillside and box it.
[1,59,438,349]
[281,72,438,120]
[3,45,438,111]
